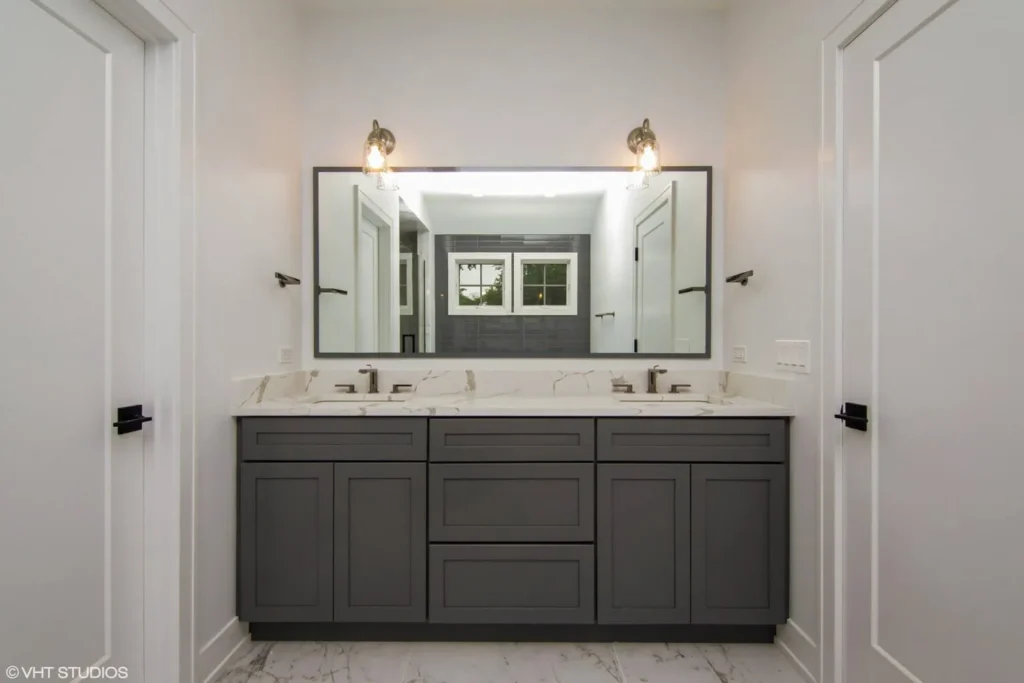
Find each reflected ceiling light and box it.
[544,193,557,198]
[472,193,485,198]
[626,169,650,191]
[362,119,396,182]
[376,170,399,192]
[626,118,662,188]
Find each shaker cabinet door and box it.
[334,463,427,622]
[691,464,788,624]
[239,463,334,622]
[596,464,691,624]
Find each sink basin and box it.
[303,393,409,404]
[615,393,712,403]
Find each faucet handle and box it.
[612,382,635,394]
[334,383,357,394]
[670,384,692,394]
[391,383,413,394]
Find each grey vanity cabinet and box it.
[239,463,334,622]
[334,463,427,622]
[691,464,788,624]
[596,464,691,624]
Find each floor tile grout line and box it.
[611,642,628,683]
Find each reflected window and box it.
[447,252,512,315]
[514,253,578,316]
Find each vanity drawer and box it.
[429,544,595,624]
[429,418,594,462]
[429,463,594,542]
[239,417,427,461]
[597,419,787,463]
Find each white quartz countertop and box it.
[232,393,794,418]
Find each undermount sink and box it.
[303,393,409,404]
[615,393,715,403]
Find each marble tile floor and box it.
[213,641,806,683]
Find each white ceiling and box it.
[293,0,726,12]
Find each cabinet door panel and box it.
[429,463,593,542]
[430,418,594,462]
[429,544,595,624]
[334,463,426,622]
[691,464,788,624]
[240,417,427,461]
[239,463,334,622]
[597,419,786,463]
[596,464,690,624]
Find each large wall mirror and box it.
[314,167,711,358]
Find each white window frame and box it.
[513,252,579,316]
[447,252,513,315]
[399,252,414,315]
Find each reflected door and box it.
[357,217,380,352]
[841,0,1024,681]
[0,0,146,673]
[634,193,673,353]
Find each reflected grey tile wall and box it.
[435,234,591,354]
[399,229,419,351]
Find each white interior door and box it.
[357,216,380,352]
[635,194,674,354]
[0,0,146,675]
[840,1,1024,681]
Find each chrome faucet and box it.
[359,366,379,394]
[647,366,667,394]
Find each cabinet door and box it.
[596,464,690,624]
[334,463,427,622]
[239,463,334,622]
[691,464,788,624]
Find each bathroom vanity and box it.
[235,400,790,642]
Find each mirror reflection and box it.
[314,169,711,357]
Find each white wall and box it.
[301,5,726,368]
[155,0,303,680]
[425,195,600,235]
[724,1,861,681]
[590,173,711,355]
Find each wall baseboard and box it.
[778,636,817,683]
[197,617,249,683]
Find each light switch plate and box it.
[278,347,294,365]
[775,340,811,374]
[732,345,748,363]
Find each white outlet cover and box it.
[732,345,747,363]
[279,347,294,364]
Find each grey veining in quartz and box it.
[231,369,794,417]
[213,641,805,683]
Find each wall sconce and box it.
[362,119,398,190]
[626,118,662,188]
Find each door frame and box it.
[633,184,674,354]
[76,1,195,681]
[822,3,902,683]
[355,188,395,352]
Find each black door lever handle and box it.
[113,405,152,435]
[835,402,869,432]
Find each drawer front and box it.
[597,419,786,463]
[429,418,594,462]
[429,464,594,542]
[429,545,595,624]
[240,417,427,461]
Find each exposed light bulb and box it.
[640,145,659,172]
[366,144,385,171]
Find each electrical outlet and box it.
[732,345,748,363]
[278,347,294,365]
[775,340,811,374]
